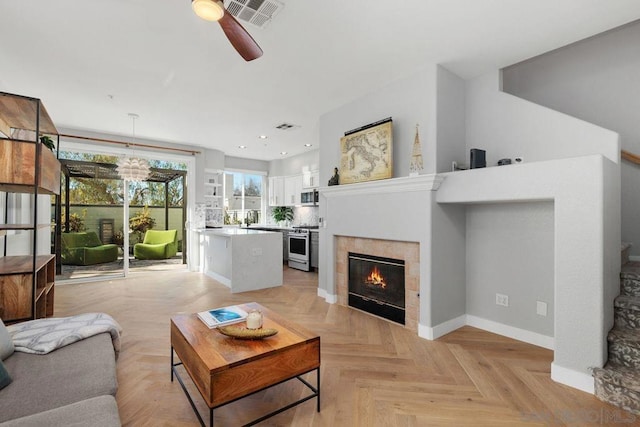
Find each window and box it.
[224,171,264,225]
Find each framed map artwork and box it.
[340,119,393,184]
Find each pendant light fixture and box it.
[116,113,151,182]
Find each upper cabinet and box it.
[0,92,61,195]
[302,170,319,189]
[268,176,285,206]
[268,175,304,206]
[284,175,302,206]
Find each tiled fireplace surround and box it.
[335,237,420,331]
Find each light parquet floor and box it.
[54,267,639,427]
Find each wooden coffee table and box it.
[170,302,321,426]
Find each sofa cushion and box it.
[0,360,11,390]
[134,229,178,260]
[0,319,14,360]
[61,232,119,265]
[0,333,118,422]
[0,395,120,427]
[62,231,103,248]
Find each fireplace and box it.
[348,252,406,325]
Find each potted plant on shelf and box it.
[39,135,56,151]
[272,206,293,227]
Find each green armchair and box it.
[133,229,178,260]
[61,231,119,265]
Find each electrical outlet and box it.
[536,301,548,316]
[496,293,509,307]
[251,247,262,256]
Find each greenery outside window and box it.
[224,171,264,225]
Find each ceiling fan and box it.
[191,0,263,61]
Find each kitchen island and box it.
[197,228,283,293]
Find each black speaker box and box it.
[470,149,486,169]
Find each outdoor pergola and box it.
[55,159,187,270]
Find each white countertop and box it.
[197,225,320,234]
[196,228,277,236]
[250,225,320,232]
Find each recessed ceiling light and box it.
[304,144,312,147]
[258,135,268,139]
[280,151,287,155]
[239,145,247,149]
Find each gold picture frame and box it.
[340,119,393,184]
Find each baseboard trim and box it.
[466,315,554,350]
[419,315,466,340]
[551,363,595,394]
[318,288,337,304]
[204,271,231,288]
[418,315,554,350]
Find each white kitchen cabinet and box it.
[284,175,302,206]
[302,170,319,189]
[268,176,285,206]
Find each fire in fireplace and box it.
[348,252,405,325]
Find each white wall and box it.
[224,156,269,173]
[269,150,319,177]
[319,65,438,185]
[429,201,466,327]
[465,202,554,337]
[465,72,619,166]
[502,20,640,255]
[435,66,466,173]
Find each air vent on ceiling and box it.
[225,0,284,29]
[275,122,298,130]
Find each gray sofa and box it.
[0,321,120,427]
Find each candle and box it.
[246,310,263,329]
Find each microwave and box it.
[301,189,318,206]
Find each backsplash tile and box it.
[266,206,319,226]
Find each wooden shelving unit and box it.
[0,91,60,323]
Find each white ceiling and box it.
[1,0,639,161]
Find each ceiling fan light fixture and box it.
[192,0,225,21]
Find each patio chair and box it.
[133,229,178,260]
[61,231,119,265]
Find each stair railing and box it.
[622,149,640,165]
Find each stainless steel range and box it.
[288,226,318,271]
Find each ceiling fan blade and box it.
[218,11,263,61]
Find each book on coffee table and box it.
[197,305,248,328]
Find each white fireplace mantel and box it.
[320,174,444,198]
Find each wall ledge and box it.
[320,174,444,198]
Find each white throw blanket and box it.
[6,313,122,358]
